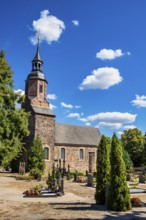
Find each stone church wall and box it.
[34,114,55,175]
[54,145,97,174]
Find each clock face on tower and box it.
[28,81,37,96]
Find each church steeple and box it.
[24,39,50,109]
[32,37,43,72]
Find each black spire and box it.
[27,35,47,81]
[32,36,43,72]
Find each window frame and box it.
[79,148,84,160]
[61,147,65,160]
[44,147,49,160]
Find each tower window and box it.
[44,147,49,160]
[39,84,43,93]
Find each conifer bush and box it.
[106,133,131,211]
[95,135,110,204]
[28,137,45,179]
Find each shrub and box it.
[106,133,131,211]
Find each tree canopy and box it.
[121,128,144,167]
[0,50,29,167]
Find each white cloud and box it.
[79,117,88,122]
[131,94,146,108]
[75,105,81,109]
[79,67,123,90]
[50,103,57,110]
[127,51,131,56]
[14,89,25,96]
[96,49,124,60]
[86,112,136,124]
[47,93,57,100]
[97,122,122,130]
[122,125,136,130]
[67,113,80,118]
[72,20,79,26]
[117,131,124,136]
[30,10,65,45]
[61,102,73,109]
[85,122,91,126]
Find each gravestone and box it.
[126,173,131,181]
[74,172,78,182]
[142,168,146,175]
[139,175,145,183]
[87,173,93,187]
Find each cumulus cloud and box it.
[96,49,124,60]
[122,125,136,130]
[75,105,81,109]
[72,20,79,26]
[14,89,25,96]
[85,122,91,126]
[50,103,57,110]
[47,93,57,100]
[86,112,136,124]
[79,67,123,90]
[30,10,65,45]
[131,94,146,108]
[67,113,80,118]
[97,122,122,130]
[61,102,73,109]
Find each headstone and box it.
[126,173,131,181]
[87,173,93,187]
[139,175,145,183]
[74,173,78,182]
[142,168,146,175]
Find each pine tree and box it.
[0,50,29,167]
[107,133,131,211]
[95,135,111,204]
[28,137,45,178]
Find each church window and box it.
[39,84,43,93]
[44,147,49,160]
[79,149,84,160]
[61,148,65,160]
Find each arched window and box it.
[79,149,84,160]
[61,148,65,160]
[44,147,49,160]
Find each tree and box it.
[0,50,29,167]
[95,135,111,204]
[107,133,131,211]
[142,133,146,167]
[121,128,144,167]
[122,146,133,171]
[28,137,45,178]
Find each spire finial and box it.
[37,30,40,46]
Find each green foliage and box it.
[46,164,60,189]
[28,137,45,178]
[0,50,29,167]
[121,128,144,167]
[95,135,111,205]
[107,133,131,211]
[122,146,133,171]
[142,133,146,167]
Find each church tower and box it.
[22,41,55,173]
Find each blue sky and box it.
[1,0,146,137]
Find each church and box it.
[20,43,101,174]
